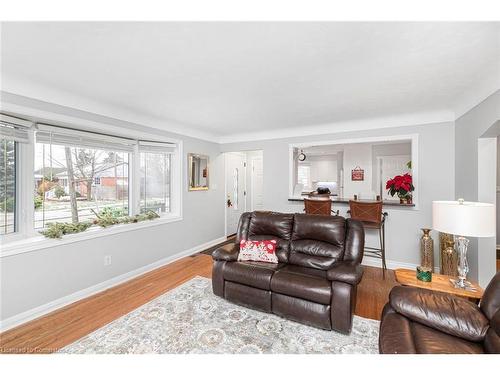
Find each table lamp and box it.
[432,199,495,289]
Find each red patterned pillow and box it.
[237,239,278,263]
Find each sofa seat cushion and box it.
[270,265,331,304]
[411,322,484,354]
[224,261,284,290]
[279,264,327,278]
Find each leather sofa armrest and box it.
[390,286,489,342]
[326,261,364,285]
[212,243,240,262]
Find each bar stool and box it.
[348,200,388,270]
[304,197,339,216]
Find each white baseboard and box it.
[362,257,440,273]
[0,236,226,333]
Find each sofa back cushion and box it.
[480,271,500,321]
[289,214,346,270]
[484,309,500,353]
[247,211,294,262]
[236,212,252,243]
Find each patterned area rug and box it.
[59,276,379,354]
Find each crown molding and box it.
[4,74,498,146]
[0,77,220,143]
[218,110,455,144]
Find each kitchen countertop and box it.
[288,196,415,207]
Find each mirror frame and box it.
[188,153,209,191]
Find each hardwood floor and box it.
[0,253,396,354]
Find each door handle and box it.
[227,195,233,208]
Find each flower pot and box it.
[398,192,408,204]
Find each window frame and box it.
[33,142,132,230]
[297,163,312,191]
[0,114,183,253]
[288,134,419,209]
[0,138,17,235]
[138,150,172,215]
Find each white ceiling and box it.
[1,22,499,142]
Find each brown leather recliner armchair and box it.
[379,271,500,354]
[212,211,365,334]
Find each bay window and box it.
[0,112,182,247]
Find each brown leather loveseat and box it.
[212,211,365,334]
[379,271,500,354]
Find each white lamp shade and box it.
[432,200,495,237]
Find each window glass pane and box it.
[34,142,129,229]
[140,152,171,214]
[0,138,16,234]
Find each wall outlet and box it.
[104,255,112,266]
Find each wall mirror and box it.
[188,153,209,191]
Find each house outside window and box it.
[33,124,136,229]
[34,142,130,229]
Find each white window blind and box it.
[0,114,32,143]
[36,123,137,152]
[138,140,177,153]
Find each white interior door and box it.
[226,153,246,236]
[376,155,410,199]
[251,157,264,211]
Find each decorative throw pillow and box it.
[238,239,279,264]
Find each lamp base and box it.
[449,277,477,291]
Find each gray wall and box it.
[0,94,225,321]
[455,89,500,283]
[221,121,455,270]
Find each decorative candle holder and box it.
[416,266,432,282]
[439,232,457,276]
[420,228,434,270]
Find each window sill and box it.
[0,214,183,258]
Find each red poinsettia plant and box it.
[386,173,414,199]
